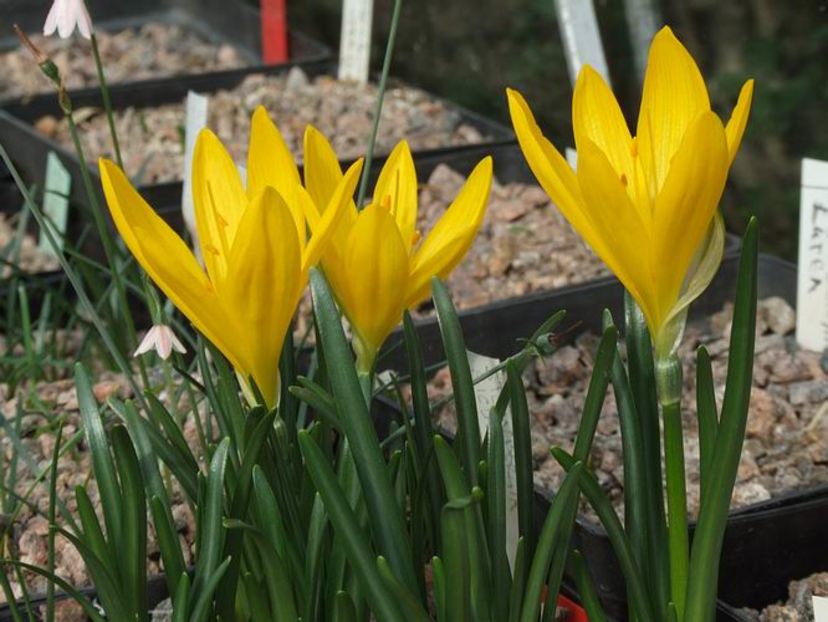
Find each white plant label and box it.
[796,158,828,351]
[553,0,610,86]
[338,0,373,84]
[38,152,70,256]
[565,147,578,171]
[467,350,519,570]
[814,595,828,622]
[182,91,209,253]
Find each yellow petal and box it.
[651,110,729,333]
[507,88,599,246]
[636,26,711,191]
[335,204,409,361]
[303,124,345,211]
[572,66,634,197]
[302,159,364,273]
[247,106,301,205]
[373,140,418,251]
[224,186,303,407]
[575,139,655,325]
[192,129,247,287]
[724,79,754,166]
[99,159,243,373]
[406,157,492,308]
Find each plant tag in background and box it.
[796,158,828,351]
[38,152,70,256]
[566,147,578,170]
[467,350,519,570]
[338,0,373,84]
[814,596,828,622]
[552,0,610,86]
[259,0,288,63]
[181,91,208,255]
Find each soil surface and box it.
[430,297,828,521]
[737,572,828,621]
[0,211,60,277]
[34,68,491,185]
[1,23,246,100]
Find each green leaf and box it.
[544,324,618,604]
[550,447,655,622]
[75,363,122,557]
[431,278,481,485]
[696,345,719,503]
[310,269,417,593]
[685,217,759,622]
[4,562,106,622]
[189,557,232,622]
[506,360,533,564]
[111,425,147,620]
[624,292,670,617]
[298,430,408,621]
[486,407,510,622]
[519,461,583,622]
[570,550,608,622]
[192,438,230,603]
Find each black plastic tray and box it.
[376,253,826,620]
[0,0,331,104]
[0,56,516,211]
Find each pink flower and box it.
[134,325,187,361]
[43,0,93,39]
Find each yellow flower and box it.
[302,129,493,371]
[508,26,753,356]
[100,107,363,407]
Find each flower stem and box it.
[355,0,403,208]
[90,33,123,170]
[658,355,688,619]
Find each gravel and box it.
[430,297,828,521]
[1,23,246,100]
[737,572,828,621]
[33,68,491,185]
[0,210,60,276]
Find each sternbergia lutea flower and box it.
[508,26,753,358]
[302,131,493,372]
[100,107,362,407]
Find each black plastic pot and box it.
[0,571,170,622]
[376,253,826,620]
[0,55,515,214]
[0,0,330,104]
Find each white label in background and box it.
[467,350,519,570]
[182,91,209,253]
[338,0,373,84]
[565,147,578,171]
[553,0,611,86]
[796,158,828,352]
[814,596,828,622]
[38,152,70,256]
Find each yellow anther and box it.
[620,173,628,187]
[204,243,221,256]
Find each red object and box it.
[557,594,590,622]
[260,0,288,63]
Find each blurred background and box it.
[269,0,827,260]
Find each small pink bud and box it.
[134,325,187,361]
[43,0,93,40]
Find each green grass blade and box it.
[570,550,608,622]
[487,407,510,622]
[506,360,533,564]
[192,438,230,603]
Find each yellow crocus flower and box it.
[99,107,363,407]
[302,128,493,372]
[508,26,753,356]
